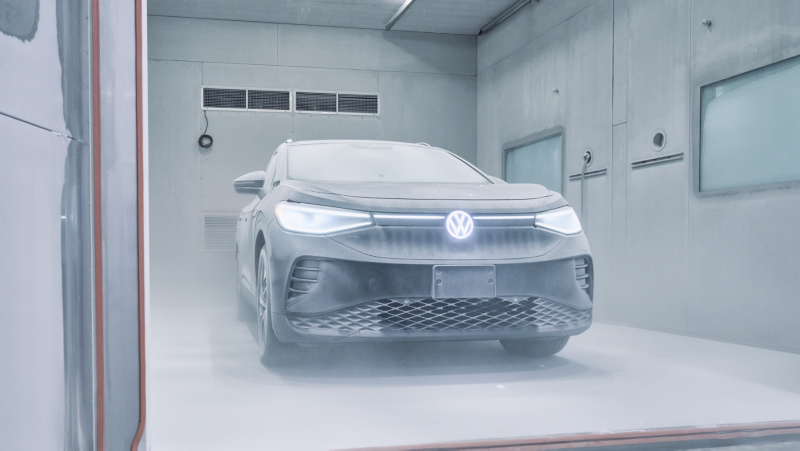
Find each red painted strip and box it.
[91,0,104,448]
[131,0,146,448]
[342,420,800,450]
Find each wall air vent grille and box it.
[248,90,291,111]
[203,88,246,109]
[337,94,378,114]
[203,212,239,251]
[296,92,337,112]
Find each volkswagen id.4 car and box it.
[234,140,593,365]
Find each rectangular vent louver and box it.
[575,257,590,295]
[203,213,238,251]
[338,94,378,114]
[296,92,337,112]
[203,88,246,109]
[248,90,291,111]
[288,259,323,301]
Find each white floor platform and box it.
[149,301,800,450]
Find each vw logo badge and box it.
[446,210,473,240]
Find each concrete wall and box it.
[477,0,800,353]
[477,0,614,318]
[0,0,93,448]
[147,17,478,305]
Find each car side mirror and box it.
[233,171,266,198]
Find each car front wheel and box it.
[256,246,300,366]
[500,336,569,358]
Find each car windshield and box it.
[287,141,489,184]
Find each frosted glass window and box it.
[700,55,800,191]
[504,134,562,193]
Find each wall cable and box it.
[198,110,213,149]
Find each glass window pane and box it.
[504,134,562,193]
[288,142,488,184]
[700,55,800,191]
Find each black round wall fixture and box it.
[583,149,593,168]
[198,134,213,149]
[652,129,666,152]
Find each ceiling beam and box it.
[385,0,418,31]
[479,0,531,36]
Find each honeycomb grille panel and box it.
[289,297,591,332]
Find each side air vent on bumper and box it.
[287,259,323,301]
[574,257,591,297]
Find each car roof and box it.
[285,139,441,150]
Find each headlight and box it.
[273,201,374,235]
[534,207,582,235]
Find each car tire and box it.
[500,336,569,358]
[256,246,302,366]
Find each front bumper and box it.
[267,218,594,344]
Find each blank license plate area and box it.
[433,265,496,299]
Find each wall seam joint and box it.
[0,112,85,143]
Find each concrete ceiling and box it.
[148,0,521,35]
[390,0,519,35]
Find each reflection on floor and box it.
[149,299,800,451]
[693,442,800,451]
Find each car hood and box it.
[280,180,551,201]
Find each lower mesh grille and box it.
[288,297,591,332]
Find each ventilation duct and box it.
[203,213,238,251]
[202,87,378,115]
[338,94,379,114]
[203,87,291,111]
[248,90,291,111]
[296,92,337,113]
[203,88,247,109]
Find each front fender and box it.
[254,212,276,311]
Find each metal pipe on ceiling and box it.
[385,0,418,31]
[479,0,532,36]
